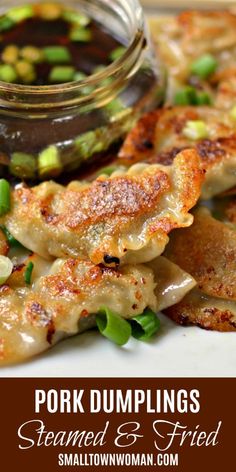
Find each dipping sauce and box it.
[0,2,125,85]
[0,1,163,181]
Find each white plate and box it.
[1,313,235,378]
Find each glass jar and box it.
[0,0,164,181]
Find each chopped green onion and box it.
[195,91,212,105]
[43,46,71,64]
[69,26,92,42]
[37,2,62,20]
[24,261,34,285]
[0,64,17,83]
[130,309,161,341]
[75,129,108,159]
[15,60,36,84]
[62,10,90,27]
[0,16,15,32]
[20,46,44,64]
[7,5,34,23]
[38,145,62,177]
[10,152,36,179]
[105,99,124,116]
[74,71,87,81]
[0,179,11,216]
[2,45,19,65]
[96,306,131,346]
[109,46,127,62]
[190,54,218,79]
[0,255,13,286]
[49,66,75,83]
[97,165,119,177]
[174,86,198,106]
[182,120,209,140]
[229,105,236,121]
[0,226,22,248]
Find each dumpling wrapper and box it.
[2,149,203,265]
[0,256,195,365]
[118,106,236,199]
[164,206,236,332]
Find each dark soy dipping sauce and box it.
[0,17,121,86]
[0,3,159,181]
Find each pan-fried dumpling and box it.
[149,11,236,104]
[0,254,196,364]
[0,258,156,364]
[119,106,236,199]
[2,150,203,265]
[164,206,236,332]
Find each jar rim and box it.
[0,0,146,110]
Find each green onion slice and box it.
[182,120,209,140]
[0,255,13,286]
[24,261,34,285]
[190,54,218,80]
[0,179,11,216]
[96,306,131,346]
[0,16,15,32]
[38,145,62,177]
[0,226,22,248]
[130,309,161,341]
[49,66,75,83]
[69,27,92,42]
[0,64,18,83]
[62,10,90,27]
[43,46,71,64]
[174,86,198,106]
[195,91,212,105]
[7,5,34,23]
[109,46,127,62]
[96,165,119,177]
[10,152,36,179]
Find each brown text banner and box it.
[0,378,234,471]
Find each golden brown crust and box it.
[165,291,236,332]
[118,111,160,165]
[0,257,158,364]
[165,207,236,301]
[4,150,203,264]
[118,107,236,199]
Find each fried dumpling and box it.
[119,106,236,199]
[0,254,196,365]
[149,11,236,103]
[3,150,203,265]
[164,207,236,332]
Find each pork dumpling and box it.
[149,11,236,102]
[3,149,203,265]
[164,206,236,332]
[0,253,197,365]
[0,258,158,365]
[119,106,236,199]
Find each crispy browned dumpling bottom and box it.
[164,207,236,332]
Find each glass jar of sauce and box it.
[0,0,164,181]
